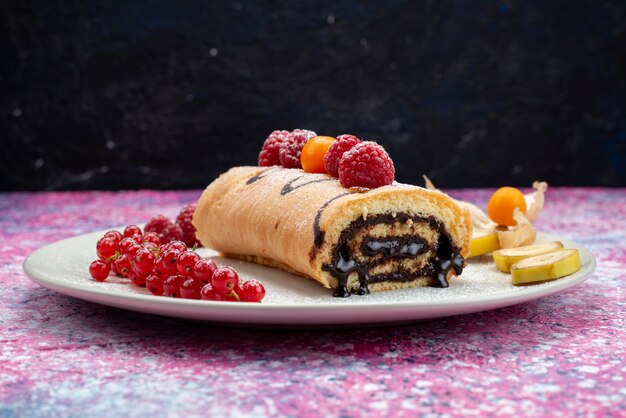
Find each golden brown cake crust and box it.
[193,166,472,292]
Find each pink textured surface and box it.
[1,189,625,417]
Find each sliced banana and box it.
[492,241,564,272]
[469,231,500,257]
[511,249,581,286]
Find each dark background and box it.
[1,0,625,191]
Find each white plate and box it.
[23,231,595,327]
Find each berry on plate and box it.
[212,267,239,292]
[239,279,266,302]
[176,250,201,276]
[180,277,201,299]
[89,222,267,303]
[176,204,201,248]
[193,258,218,285]
[146,274,164,295]
[144,215,183,244]
[89,260,110,282]
[163,274,184,298]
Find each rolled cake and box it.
[193,166,472,297]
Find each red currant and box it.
[125,243,142,258]
[163,274,184,297]
[124,225,142,238]
[118,237,136,254]
[112,254,132,278]
[103,230,123,245]
[223,290,241,302]
[89,260,110,282]
[239,279,266,302]
[200,283,223,301]
[111,259,122,276]
[146,274,164,296]
[176,251,201,276]
[142,232,161,247]
[130,271,148,287]
[166,241,188,253]
[211,267,239,292]
[158,249,179,274]
[142,241,159,254]
[133,248,155,274]
[193,258,218,285]
[96,237,118,260]
[152,257,166,277]
[180,278,201,299]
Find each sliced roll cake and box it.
[193,166,472,297]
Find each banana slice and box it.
[492,241,564,272]
[511,249,581,286]
[469,231,500,257]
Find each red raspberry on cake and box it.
[144,215,183,244]
[338,141,395,189]
[324,134,361,177]
[258,130,290,166]
[176,204,201,247]
[279,129,316,169]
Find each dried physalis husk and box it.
[496,208,537,249]
[524,181,548,223]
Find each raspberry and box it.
[144,215,183,244]
[338,141,395,189]
[324,134,361,177]
[175,204,201,248]
[279,129,316,169]
[258,130,290,166]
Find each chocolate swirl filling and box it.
[322,213,464,297]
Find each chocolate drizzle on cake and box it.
[245,167,279,185]
[322,213,465,297]
[280,176,335,195]
[311,193,352,249]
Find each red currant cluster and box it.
[88,224,266,303]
